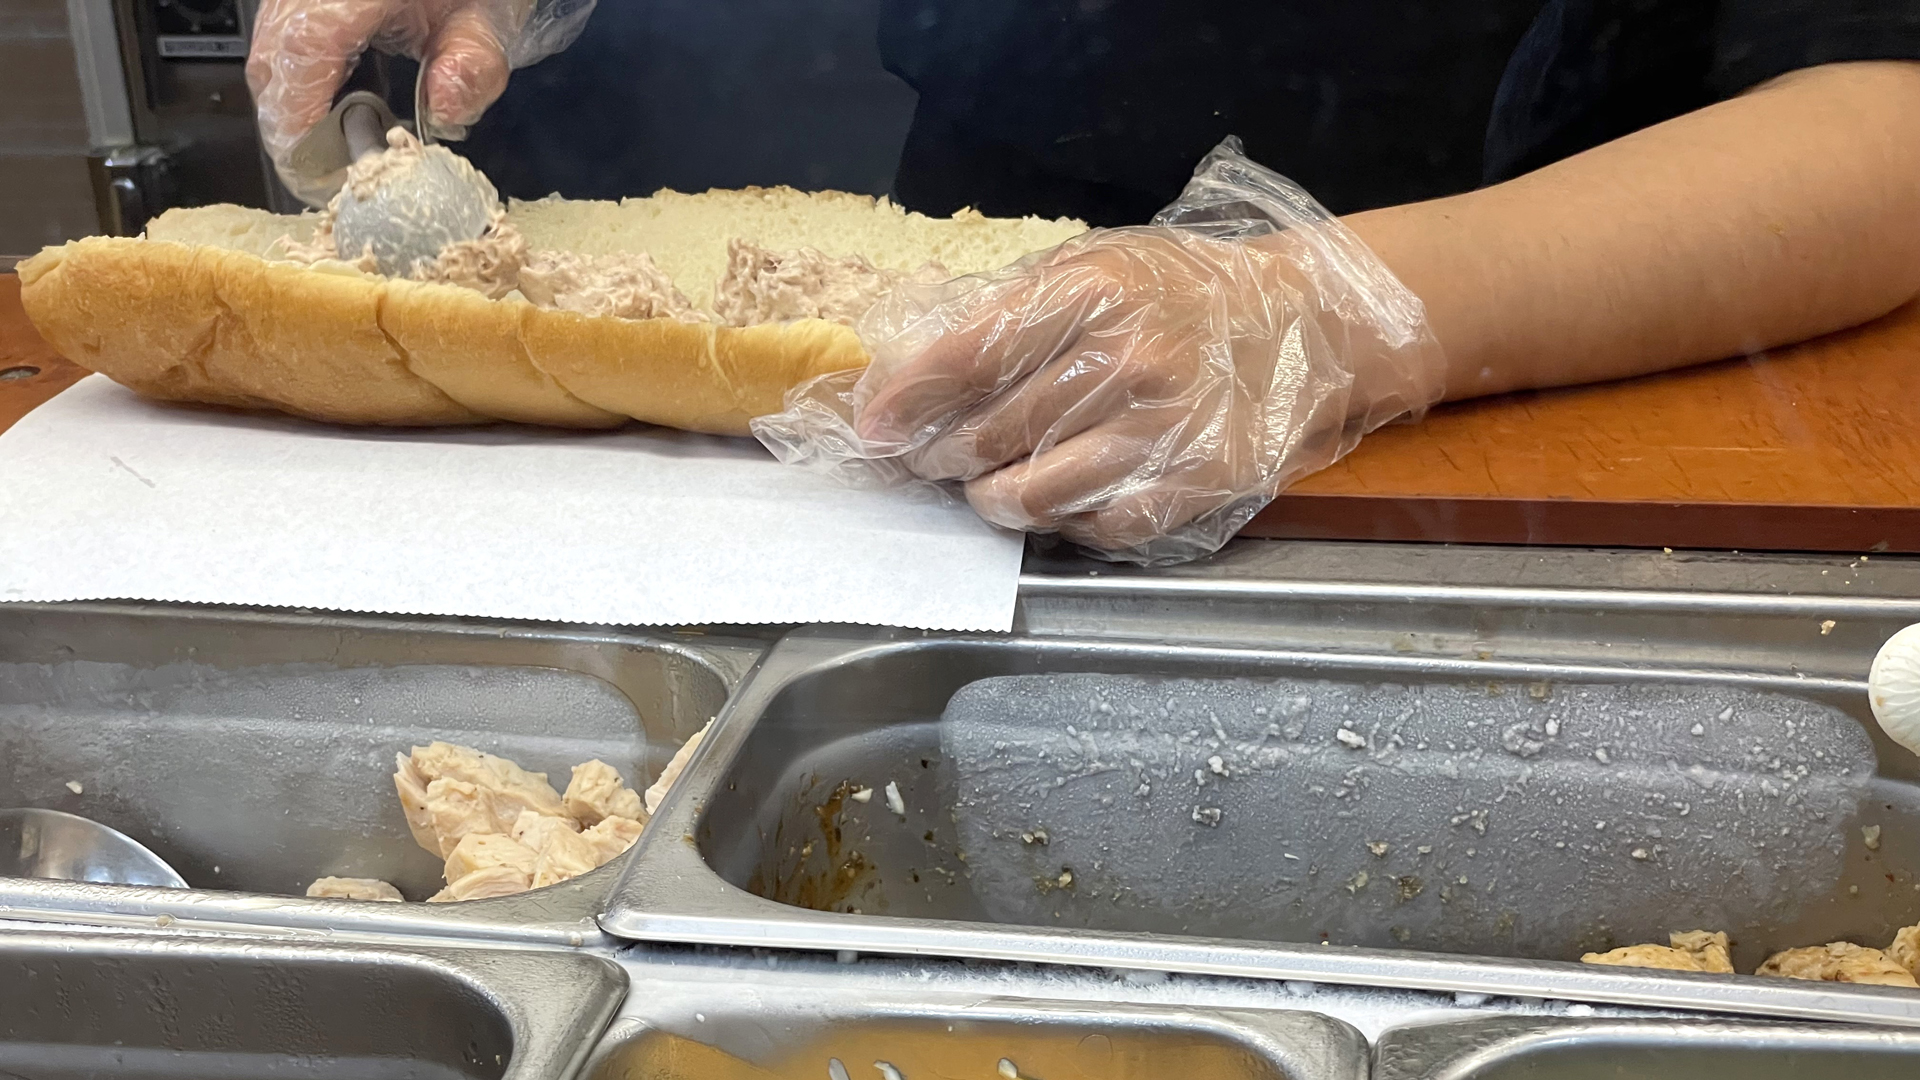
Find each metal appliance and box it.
[40,0,291,244]
[96,0,287,229]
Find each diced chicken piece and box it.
[305,876,404,902]
[563,759,646,826]
[420,778,509,857]
[394,742,573,856]
[645,721,712,815]
[1756,942,1920,987]
[510,808,580,846]
[443,832,538,882]
[1889,924,1920,978]
[531,828,601,889]
[394,752,440,854]
[428,865,532,903]
[418,741,569,815]
[406,742,568,818]
[386,744,663,899]
[580,815,645,867]
[504,808,600,888]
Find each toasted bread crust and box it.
[19,237,871,435]
[518,308,866,436]
[380,278,625,428]
[21,238,481,425]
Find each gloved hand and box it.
[753,139,1448,565]
[247,0,595,204]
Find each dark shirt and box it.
[880,0,1920,224]
[462,1,1920,226]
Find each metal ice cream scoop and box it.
[286,72,499,278]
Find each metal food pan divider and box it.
[0,600,764,944]
[605,556,1920,1028]
[0,925,625,1080]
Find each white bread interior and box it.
[20,188,1084,435]
[144,202,321,258]
[507,189,1088,309]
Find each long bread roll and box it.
[18,189,1084,436]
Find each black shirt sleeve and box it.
[1710,0,1920,96]
[1485,0,1920,186]
[880,0,1920,222]
[1482,1,1717,185]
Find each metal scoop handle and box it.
[285,90,404,183]
[343,100,386,161]
[415,65,440,146]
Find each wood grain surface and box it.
[0,274,88,434]
[1250,297,1920,551]
[3,271,1916,551]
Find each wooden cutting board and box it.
[4,272,1916,552]
[0,275,88,432]
[1249,298,1920,552]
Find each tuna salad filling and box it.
[710,239,949,327]
[272,133,948,325]
[516,250,701,322]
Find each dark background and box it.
[460,0,921,202]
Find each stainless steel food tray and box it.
[0,601,763,944]
[604,554,1920,1027]
[594,947,1369,1080]
[0,924,625,1080]
[590,946,1920,1078]
[1373,1014,1920,1079]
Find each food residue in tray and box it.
[1757,941,1917,987]
[1584,923,1920,988]
[306,876,404,902]
[1581,930,1733,973]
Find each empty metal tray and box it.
[603,561,1920,1025]
[0,926,625,1080]
[0,601,760,943]
[589,950,1367,1080]
[1373,1015,1920,1079]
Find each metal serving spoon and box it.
[0,807,187,888]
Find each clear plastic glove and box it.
[753,139,1447,565]
[248,0,595,204]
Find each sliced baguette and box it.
[20,187,1086,435]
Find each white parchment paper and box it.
[0,377,1023,629]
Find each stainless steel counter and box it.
[601,542,1920,1027]
[5,540,1920,1077]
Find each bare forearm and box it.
[1345,61,1920,402]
